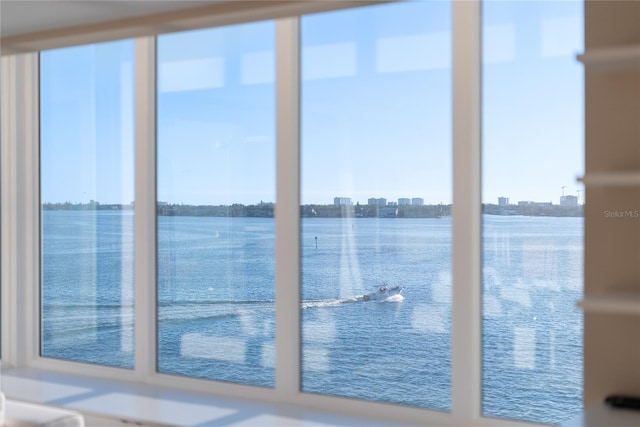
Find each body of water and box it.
[41,211,583,425]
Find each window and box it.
[300,2,452,409]
[40,40,135,368]
[2,1,587,425]
[481,1,584,424]
[156,21,276,386]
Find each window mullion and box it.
[275,16,301,399]
[451,0,482,424]
[12,53,42,369]
[0,53,41,369]
[1,54,19,366]
[134,36,157,380]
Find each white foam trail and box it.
[301,294,404,309]
[301,297,358,309]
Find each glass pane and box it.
[481,1,584,424]
[301,2,452,409]
[156,22,276,387]
[40,40,135,368]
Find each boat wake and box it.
[301,289,405,309]
[301,297,359,309]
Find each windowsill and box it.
[0,367,415,427]
[562,404,640,427]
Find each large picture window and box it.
[156,21,276,386]
[300,2,452,409]
[40,40,135,368]
[481,1,584,424]
[1,1,588,425]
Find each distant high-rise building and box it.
[560,195,578,207]
[334,197,352,206]
[398,198,411,206]
[411,198,424,206]
[367,197,388,206]
[498,197,509,206]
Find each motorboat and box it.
[361,285,404,302]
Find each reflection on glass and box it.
[156,22,276,387]
[481,1,584,424]
[301,2,452,409]
[40,41,135,368]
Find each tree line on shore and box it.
[42,201,583,217]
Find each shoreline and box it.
[42,202,583,218]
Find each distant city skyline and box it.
[41,191,583,208]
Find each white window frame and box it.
[0,1,551,426]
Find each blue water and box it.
[482,216,583,424]
[41,211,583,425]
[301,216,452,410]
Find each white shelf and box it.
[578,172,640,187]
[577,45,640,71]
[577,293,640,316]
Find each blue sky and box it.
[40,1,583,206]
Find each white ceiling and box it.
[0,0,221,38]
